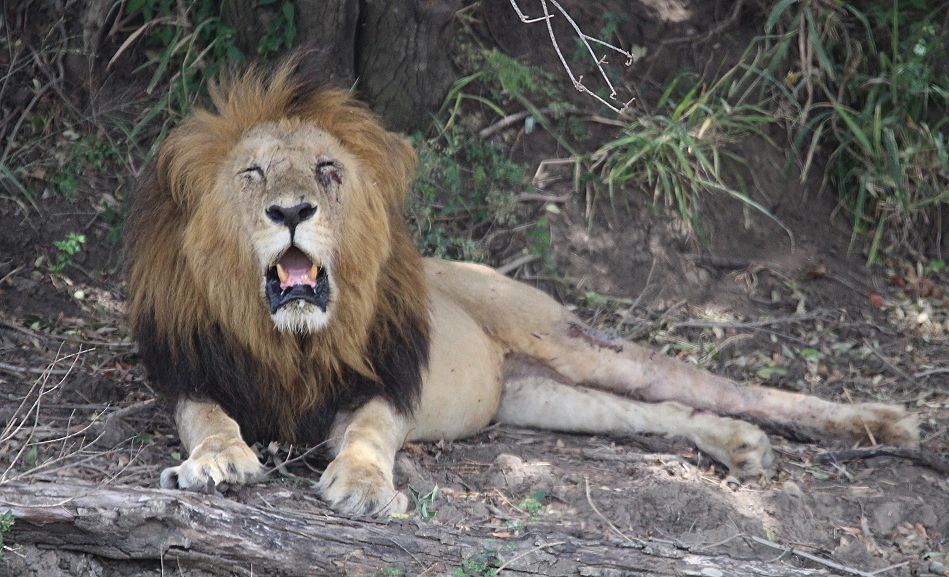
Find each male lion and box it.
[127,60,918,515]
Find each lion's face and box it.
[223,122,356,333]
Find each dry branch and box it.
[1,481,839,577]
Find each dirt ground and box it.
[1,1,947,576]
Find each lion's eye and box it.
[315,157,342,188]
[239,165,265,181]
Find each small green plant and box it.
[0,510,15,560]
[50,132,122,198]
[452,549,501,577]
[517,489,547,518]
[51,232,86,274]
[762,0,948,261]
[408,484,439,520]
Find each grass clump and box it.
[592,72,785,242]
[763,0,948,261]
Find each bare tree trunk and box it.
[221,0,262,56]
[1,481,832,577]
[224,0,459,131]
[355,0,462,131]
[295,0,361,88]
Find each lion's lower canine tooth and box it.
[309,263,319,280]
[276,263,289,284]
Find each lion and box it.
[126,59,919,516]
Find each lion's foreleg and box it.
[160,398,264,491]
[496,375,775,478]
[317,398,410,516]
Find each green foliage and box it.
[127,0,296,121]
[0,510,15,560]
[51,232,86,274]
[452,549,501,577]
[476,48,559,106]
[51,132,121,199]
[517,489,547,518]
[409,45,583,266]
[593,72,786,242]
[409,130,527,262]
[762,0,948,261]
[257,1,297,59]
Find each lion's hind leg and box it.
[495,358,775,479]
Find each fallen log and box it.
[0,481,832,576]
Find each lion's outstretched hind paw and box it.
[694,418,776,481]
[724,426,776,480]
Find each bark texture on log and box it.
[1,481,833,577]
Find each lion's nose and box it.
[265,203,316,230]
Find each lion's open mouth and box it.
[265,246,330,314]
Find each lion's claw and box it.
[317,452,408,516]
[160,435,264,492]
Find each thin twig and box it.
[814,446,949,475]
[260,440,331,477]
[863,340,915,384]
[670,311,826,330]
[516,191,570,203]
[913,367,949,379]
[508,0,635,114]
[628,257,657,313]
[0,362,73,376]
[748,535,876,577]
[479,108,552,139]
[495,540,565,574]
[870,561,911,575]
[584,476,638,544]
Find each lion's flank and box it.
[125,56,430,443]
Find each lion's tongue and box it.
[276,247,317,290]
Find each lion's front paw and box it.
[695,419,775,480]
[160,435,264,492]
[317,451,408,516]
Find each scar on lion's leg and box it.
[567,321,623,352]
